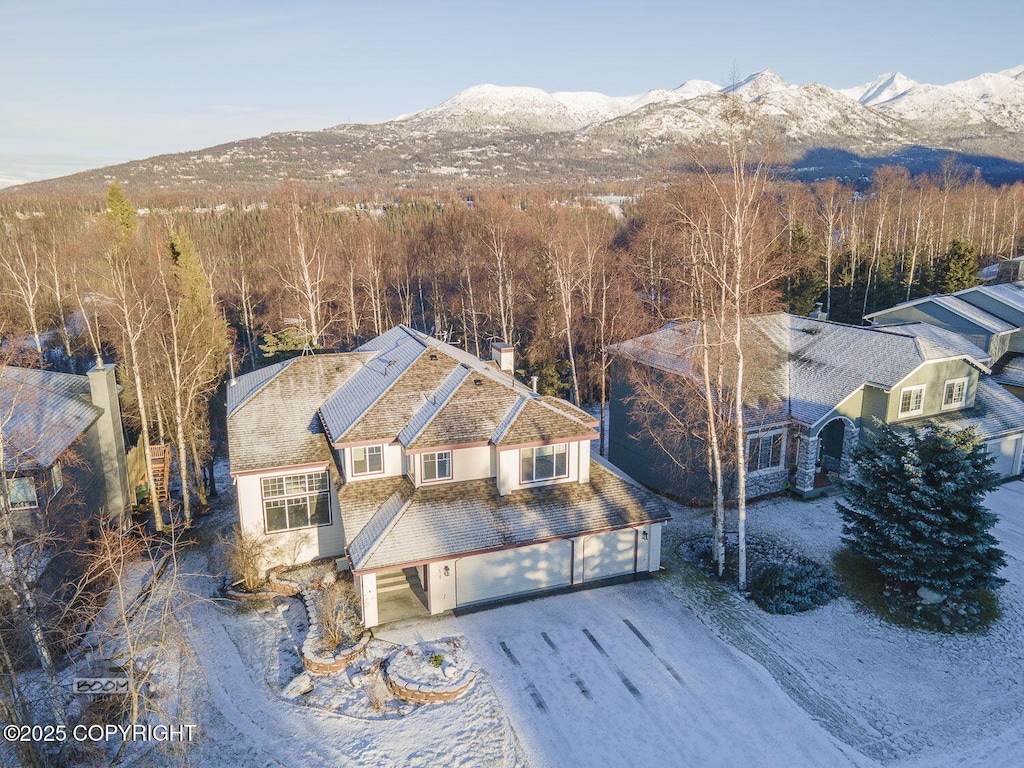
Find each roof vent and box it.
[808,302,828,322]
[429,353,439,361]
[473,378,483,386]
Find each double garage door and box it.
[454,530,638,607]
[986,435,1024,479]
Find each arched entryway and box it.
[815,416,857,489]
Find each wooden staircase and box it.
[148,444,171,503]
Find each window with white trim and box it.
[747,432,785,473]
[352,445,383,476]
[942,377,968,410]
[421,451,452,482]
[898,385,926,417]
[520,444,569,483]
[50,462,64,499]
[261,471,330,533]
[6,476,39,510]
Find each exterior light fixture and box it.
[642,530,649,541]
[443,565,450,576]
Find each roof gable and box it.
[1,366,102,471]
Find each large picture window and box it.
[262,471,330,533]
[352,445,384,476]
[520,444,569,483]
[422,451,452,482]
[6,476,39,510]
[747,432,785,473]
[898,384,926,417]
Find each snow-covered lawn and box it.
[716,479,1024,767]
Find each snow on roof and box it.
[866,294,1016,335]
[612,313,991,427]
[345,461,671,572]
[914,378,1024,440]
[1,366,103,471]
[226,354,367,475]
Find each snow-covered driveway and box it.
[382,580,869,768]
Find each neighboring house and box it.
[609,313,1024,503]
[866,282,1024,406]
[226,325,670,628]
[1,362,130,532]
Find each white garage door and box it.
[986,436,1023,478]
[583,529,637,582]
[455,540,572,606]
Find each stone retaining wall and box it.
[299,587,370,673]
[382,651,477,704]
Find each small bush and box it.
[748,561,839,614]
[428,653,444,668]
[220,525,269,593]
[318,580,363,651]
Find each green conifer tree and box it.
[936,239,981,294]
[838,422,1005,599]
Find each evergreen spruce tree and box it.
[936,239,981,294]
[839,422,1005,599]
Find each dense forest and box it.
[2,162,1023,517]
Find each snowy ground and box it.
[35,453,1021,767]
[714,480,1024,767]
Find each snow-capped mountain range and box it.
[12,65,1024,193]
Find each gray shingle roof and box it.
[870,322,992,366]
[226,359,292,417]
[612,314,991,428]
[865,294,1016,334]
[344,459,672,572]
[226,354,368,474]
[958,282,1024,322]
[992,354,1024,388]
[911,378,1024,440]
[1,366,102,471]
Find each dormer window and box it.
[942,378,968,410]
[422,451,452,482]
[521,444,568,483]
[898,385,926,418]
[352,445,384,476]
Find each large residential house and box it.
[226,326,670,627]
[1,362,130,532]
[609,312,1024,503]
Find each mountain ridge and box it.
[8,65,1024,193]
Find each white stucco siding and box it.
[582,529,637,581]
[340,443,405,482]
[410,445,495,488]
[986,435,1024,478]
[496,440,583,496]
[235,467,345,573]
[427,561,457,614]
[455,540,573,606]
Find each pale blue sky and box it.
[2,0,1022,182]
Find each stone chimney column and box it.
[87,362,130,524]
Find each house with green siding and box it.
[609,313,1024,503]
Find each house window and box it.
[422,451,452,482]
[261,471,330,533]
[942,378,968,410]
[50,462,64,499]
[6,476,38,510]
[352,445,384,476]
[898,385,926,417]
[520,444,569,483]
[747,432,785,473]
